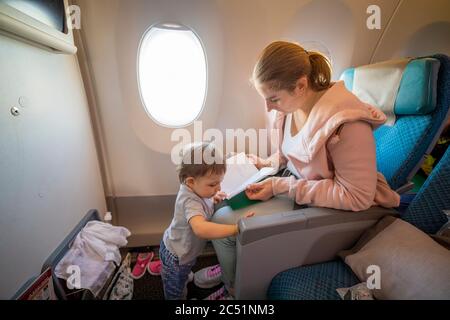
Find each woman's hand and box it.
[213,191,227,204]
[245,178,274,201]
[247,154,272,170]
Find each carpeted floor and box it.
[126,243,224,300]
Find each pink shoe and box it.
[131,252,154,279]
[147,259,162,276]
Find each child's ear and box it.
[185,177,195,188]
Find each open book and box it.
[221,153,278,210]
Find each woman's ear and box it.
[295,76,308,95]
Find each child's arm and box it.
[189,216,237,239]
[189,212,255,240]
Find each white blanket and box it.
[55,221,131,297]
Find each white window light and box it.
[138,23,207,127]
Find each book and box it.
[221,153,278,210]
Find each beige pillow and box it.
[343,217,450,300]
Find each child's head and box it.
[178,142,226,198]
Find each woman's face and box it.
[255,77,307,114]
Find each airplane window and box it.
[302,40,333,66]
[137,23,207,127]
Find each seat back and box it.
[401,146,450,234]
[340,54,450,192]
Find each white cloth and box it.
[353,58,411,126]
[55,221,131,297]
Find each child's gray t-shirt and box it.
[163,184,214,265]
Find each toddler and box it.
[159,142,253,299]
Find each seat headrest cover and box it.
[395,58,440,115]
[340,58,440,115]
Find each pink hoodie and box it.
[268,81,400,211]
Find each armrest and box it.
[237,206,395,245]
[235,206,397,299]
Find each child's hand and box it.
[245,211,255,218]
[213,191,227,204]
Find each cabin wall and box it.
[0,33,106,298]
[372,0,450,61]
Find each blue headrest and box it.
[340,58,440,115]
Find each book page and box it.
[221,153,277,199]
[221,153,258,198]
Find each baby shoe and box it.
[203,285,233,300]
[131,252,154,280]
[147,259,162,276]
[194,264,222,288]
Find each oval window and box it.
[138,23,207,127]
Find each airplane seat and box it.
[233,54,450,299]
[340,54,449,193]
[267,145,450,300]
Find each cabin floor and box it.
[123,243,222,300]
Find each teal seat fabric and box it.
[340,67,354,92]
[395,58,439,115]
[267,55,450,300]
[341,55,449,190]
[267,260,359,300]
[401,146,450,234]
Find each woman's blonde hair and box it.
[252,41,332,92]
[177,142,226,183]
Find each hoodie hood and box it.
[276,81,387,163]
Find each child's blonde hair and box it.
[177,142,226,183]
[252,40,332,92]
